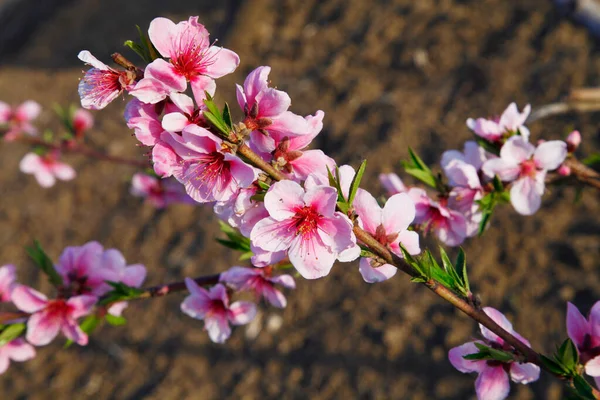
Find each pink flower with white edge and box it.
[448,307,540,400]
[124,99,164,146]
[270,110,336,181]
[408,188,467,246]
[161,92,209,133]
[99,248,146,317]
[181,280,256,343]
[0,338,36,375]
[158,125,257,202]
[467,103,531,142]
[20,152,76,188]
[131,173,194,209]
[379,173,407,196]
[482,136,567,215]
[567,301,600,387]
[130,16,238,104]
[220,266,296,308]
[353,190,420,283]
[72,108,94,137]
[78,51,136,110]
[237,66,310,153]
[0,100,41,141]
[11,285,96,346]
[214,186,269,238]
[250,180,357,279]
[0,265,17,302]
[566,130,581,153]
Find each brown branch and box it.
[527,87,600,123]
[15,136,150,169]
[118,273,221,302]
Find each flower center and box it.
[520,159,537,178]
[195,152,229,183]
[292,206,321,236]
[45,299,72,317]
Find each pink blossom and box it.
[130,17,238,103]
[158,125,257,202]
[566,301,600,387]
[353,190,420,283]
[78,51,136,110]
[566,130,581,153]
[0,265,17,302]
[124,99,164,146]
[11,285,96,346]
[98,248,146,317]
[448,307,540,400]
[408,188,467,246]
[214,186,268,237]
[72,108,94,137]
[237,66,310,153]
[0,338,36,374]
[250,180,357,279]
[130,173,194,208]
[467,103,531,142]
[270,111,335,181]
[161,92,209,133]
[0,100,41,141]
[181,280,256,343]
[482,136,567,215]
[19,152,76,188]
[220,266,296,308]
[379,173,407,196]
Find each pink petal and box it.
[121,265,146,288]
[269,274,296,289]
[147,17,177,58]
[34,169,57,188]
[510,177,543,216]
[235,84,247,111]
[26,312,60,346]
[382,193,416,235]
[316,213,356,255]
[567,302,590,349]
[448,341,486,373]
[11,285,47,313]
[4,338,35,362]
[51,162,76,181]
[202,46,240,79]
[242,66,271,108]
[267,111,310,137]
[250,218,295,252]
[0,264,16,302]
[77,50,110,70]
[162,112,190,132]
[499,103,530,131]
[72,108,94,133]
[256,88,291,118]
[379,173,407,195]
[389,230,421,257]
[358,258,397,283]
[107,302,128,317]
[479,307,514,345]
[152,142,179,178]
[304,186,337,218]
[128,77,171,104]
[533,140,567,171]
[481,158,520,182]
[144,59,187,93]
[168,92,195,114]
[262,286,287,308]
[286,110,324,150]
[353,189,382,235]
[190,75,217,106]
[475,366,511,400]
[500,136,535,165]
[264,180,305,221]
[0,354,8,374]
[19,153,42,173]
[288,150,335,181]
[288,233,336,279]
[219,266,257,288]
[228,301,257,325]
[15,101,41,122]
[589,301,600,338]
[66,295,97,319]
[205,314,231,343]
[61,318,88,346]
[250,247,287,268]
[510,362,540,384]
[586,356,600,377]
[184,277,210,299]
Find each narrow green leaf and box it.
[26,240,63,287]
[0,323,26,347]
[582,154,600,166]
[478,209,493,236]
[539,354,567,376]
[239,251,254,261]
[455,248,469,292]
[492,175,504,192]
[256,180,270,190]
[124,40,148,62]
[404,168,437,188]
[105,314,127,326]
[407,148,432,172]
[203,111,229,136]
[558,338,579,371]
[347,160,367,207]
[222,102,233,130]
[475,138,501,156]
[573,375,596,400]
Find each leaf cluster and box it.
[25,240,63,287]
[463,342,514,363]
[203,93,234,137]
[326,160,367,214]
[216,221,253,261]
[124,25,159,63]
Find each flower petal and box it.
[26,312,60,346]
[448,341,486,373]
[250,217,295,252]
[567,302,590,349]
[382,193,416,235]
[500,136,535,165]
[358,258,397,283]
[479,307,514,345]
[228,301,257,325]
[289,233,336,279]
[475,365,511,400]
[510,177,542,216]
[147,17,177,58]
[202,47,240,79]
[534,140,567,171]
[11,285,47,313]
[205,314,231,343]
[264,180,305,221]
[510,362,540,384]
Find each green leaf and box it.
[475,137,500,156]
[455,248,469,292]
[478,209,493,236]
[239,251,254,261]
[257,180,270,190]
[203,111,229,136]
[404,167,437,188]
[124,40,148,62]
[540,354,567,376]
[408,148,431,172]
[222,102,233,130]
[99,282,144,305]
[0,323,26,347]
[582,154,600,166]
[347,160,367,207]
[573,375,596,400]
[105,314,127,326]
[26,240,63,287]
[558,338,579,371]
[400,245,427,278]
[492,175,504,192]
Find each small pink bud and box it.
[566,130,581,152]
[558,164,571,176]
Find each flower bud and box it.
[566,130,581,152]
[557,164,571,176]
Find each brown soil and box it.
[0,0,599,399]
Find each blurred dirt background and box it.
[0,0,599,399]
